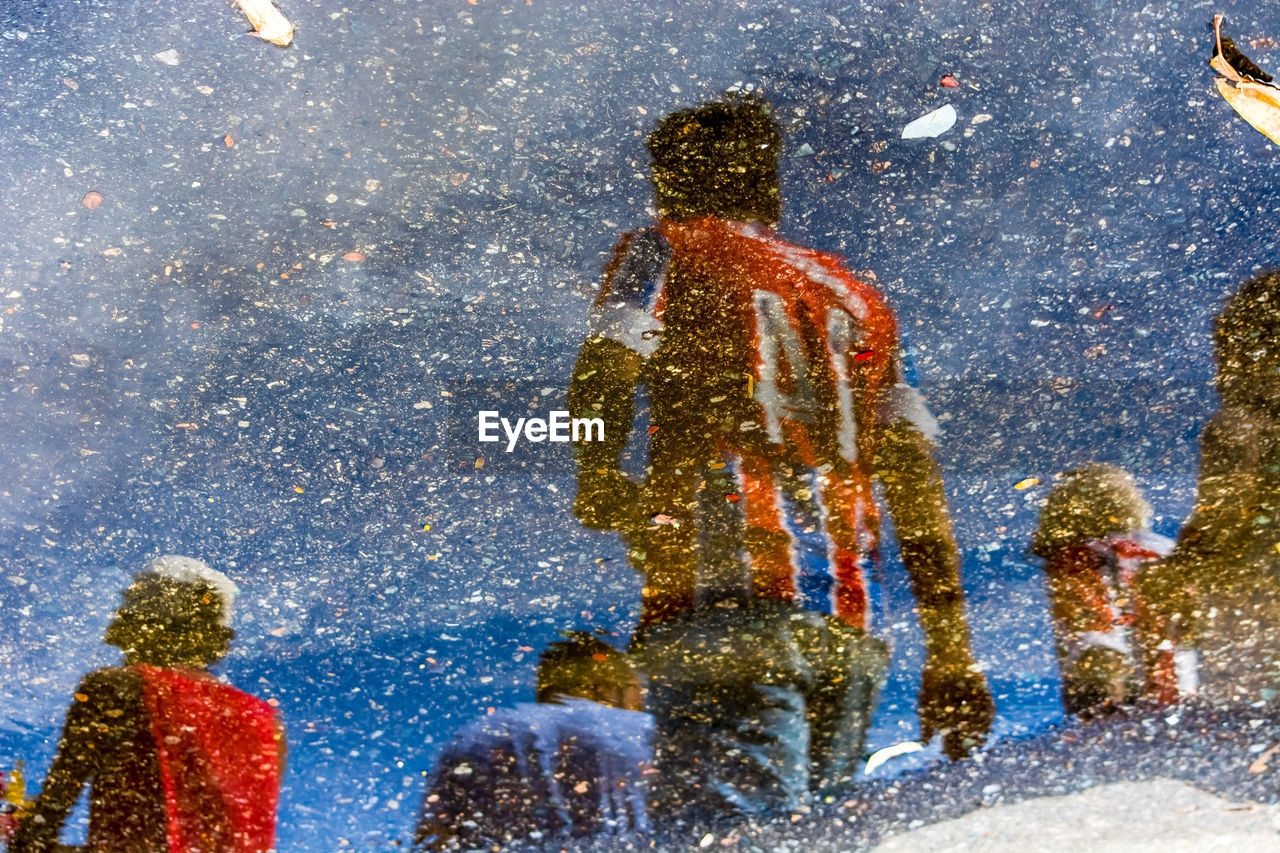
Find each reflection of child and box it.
[413,633,650,852]
[1032,465,1195,715]
[8,556,283,853]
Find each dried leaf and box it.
[236,0,294,47]
[1249,743,1280,774]
[342,251,366,262]
[1211,15,1280,146]
[81,191,103,210]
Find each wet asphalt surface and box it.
[3,0,1280,847]
[563,701,1280,851]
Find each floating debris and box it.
[940,74,959,88]
[865,740,924,775]
[152,49,180,66]
[1211,15,1280,146]
[237,0,294,47]
[901,103,957,139]
[80,191,102,210]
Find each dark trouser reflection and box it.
[638,599,887,827]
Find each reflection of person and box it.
[1032,465,1195,715]
[8,556,283,853]
[413,633,650,851]
[567,94,992,826]
[1141,271,1280,703]
[1,764,27,845]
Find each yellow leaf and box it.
[1211,15,1280,147]
[236,0,293,47]
[1215,78,1280,146]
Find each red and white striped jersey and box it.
[576,216,937,630]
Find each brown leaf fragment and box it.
[62,77,78,90]
[236,0,294,47]
[1249,743,1280,774]
[1213,16,1274,83]
[81,191,103,210]
[1211,15,1280,146]
[342,251,366,262]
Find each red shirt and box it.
[584,217,926,628]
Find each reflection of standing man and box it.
[1141,271,1280,703]
[567,94,992,826]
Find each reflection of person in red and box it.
[1032,465,1196,716]
[1,764,28,845]
[568,94,992,824]
[9,556,283,853]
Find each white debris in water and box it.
[152,49,181,66]
[865,741,925,776]
[901,104,957,139]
